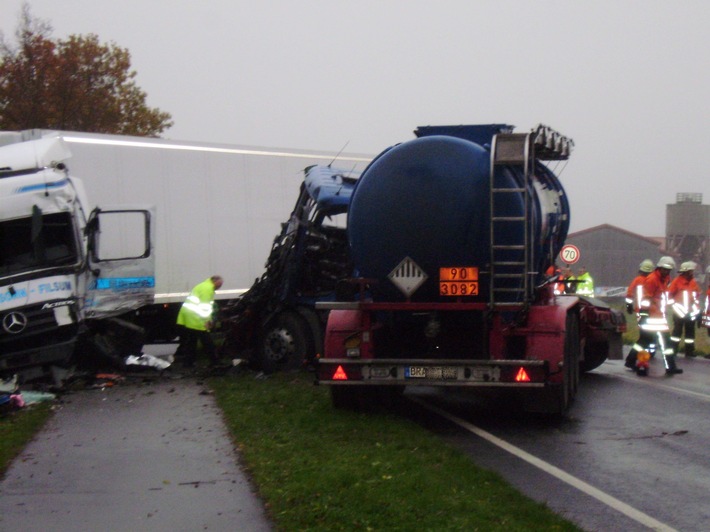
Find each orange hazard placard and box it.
[439,267,479,296]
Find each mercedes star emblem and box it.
[2,311,28,334]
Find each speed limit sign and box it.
[560,244,580,264]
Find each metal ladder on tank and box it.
[488,131,533,308]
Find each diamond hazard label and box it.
[388,257,428,298]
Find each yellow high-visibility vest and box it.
[176,278,216,331]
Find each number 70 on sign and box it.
[560,244,580,264]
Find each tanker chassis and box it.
[316,124,625,414]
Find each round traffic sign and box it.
[560,244,580,265]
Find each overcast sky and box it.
[2,1,708,237]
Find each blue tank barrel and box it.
[347,125,570,302]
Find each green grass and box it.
[0,403,53,478]
[210,372,581,531]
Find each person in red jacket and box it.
[668,261,701,358]
[625,256,682,375]
[624,259,656,368]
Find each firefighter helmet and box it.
[639,259,654,273]
[656,256,676,270]
[679,261,697,273]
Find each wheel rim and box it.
[263,327,295,363]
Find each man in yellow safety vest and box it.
[575,266,595,297]
[175,275,223,368]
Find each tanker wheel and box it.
[540,312,580,415]
[580,341,608,373]
[259,312,312,373]
[569,314,581,398]
[558,311,581,413]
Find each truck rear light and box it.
[323,364,362,381]
[514,367,531,382]
[344,333,362,358]
[497,364,546,383]
[333,365,348,380]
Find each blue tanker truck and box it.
[313,124,625,414]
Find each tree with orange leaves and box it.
[0,4,172,137]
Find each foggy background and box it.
[2,1,708,236]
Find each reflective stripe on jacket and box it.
[625,274,646,315]
[176,278,216,331]
[639,269,670,332]
[668,275,701,319]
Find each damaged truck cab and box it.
[0,135,155,383]
[219,164,356,372]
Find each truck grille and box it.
[0,301,79,369]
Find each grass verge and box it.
[210,371,581,531]
[0,403,53,478]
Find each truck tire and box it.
[259,311,313,373]
[530,311,580,415]
[296,307,324,362]
[550,312,580,416]
[75,333,126,373]
[567,312,581,399]
[580,340,608,373]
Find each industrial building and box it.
[666,193,710,272]
[565,225,664,295]
[565,193,709,294]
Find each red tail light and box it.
[514,367,531,382]
[333,365,348,380]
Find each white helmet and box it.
[639,259,654,273]
[656,256,676,270]
[679,261,697,273]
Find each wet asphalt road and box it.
[0,365,272,532]
[408,354,710,532]
[4,347,709,531]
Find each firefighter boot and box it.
[665,355,683,375]
[624,350,637,370]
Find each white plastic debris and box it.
[125,353,172,371]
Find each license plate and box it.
[406,366,458,379]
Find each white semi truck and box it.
[0,135,155,382]
[0,130,371,380]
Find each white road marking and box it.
[412,397,677,532]
[596,363,710,403]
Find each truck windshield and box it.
[0,211,79,277]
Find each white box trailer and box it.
[14,129,372,341]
